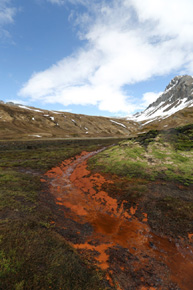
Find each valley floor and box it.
[0,129,193,290]
[43,151,193,290]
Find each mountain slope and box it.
[0,102,138,140]
[131,75,193,128]
[1,75,193,140]
[142,106,193,131]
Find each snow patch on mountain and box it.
[128,75,193,124]
[110,119,126,128]
[18,105,43,113]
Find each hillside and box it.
[0,102,138,140]
[1,75,193,140]
[142,106,193,131]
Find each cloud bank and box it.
[19,0,193,114]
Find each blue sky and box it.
[1,0,193,116]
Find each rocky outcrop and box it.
[147,75,193,110]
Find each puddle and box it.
[44,150,193,290]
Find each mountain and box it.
[1,75,193,140]
[130,75,193,129]
[0,102,138,140]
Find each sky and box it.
[1,0,193,116]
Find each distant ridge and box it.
[1,75,193,140]
[0,102,138,140]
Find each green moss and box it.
[89,125,193,185]
[162,124,193,151]
[0,139,115,290]
[0,222,109,290]
[170,152,189,163]
[151,147,168,160]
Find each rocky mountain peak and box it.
[147,75,193,110]
[164,75,190,91]
[165,75,181,91]
[130,75,193,123]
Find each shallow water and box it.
[44,150,193,290]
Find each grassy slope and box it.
[89,124,193,185]
[0,139,117,290]
[88,124,193,238]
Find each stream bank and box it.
[42,150,193,290]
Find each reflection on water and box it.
[44,150,193,290]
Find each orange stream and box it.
[44,150,193,290]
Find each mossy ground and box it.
[89,124,193,185]
[89,124,193,238]
[0,138,117,290]
[1,126,193,289]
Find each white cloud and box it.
[141,92,162,109]
[47,0,88,5]
[18,0,193,114]
[47,0,65,5]
[0,1,16,24]
[0,0,17,38]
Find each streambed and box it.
[42,150,193,290]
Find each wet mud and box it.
[43,150,193,290]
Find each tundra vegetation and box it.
[0,124,193,289]
[0,138,117,290]
[88,124,193,237]
[89,124,193,185]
